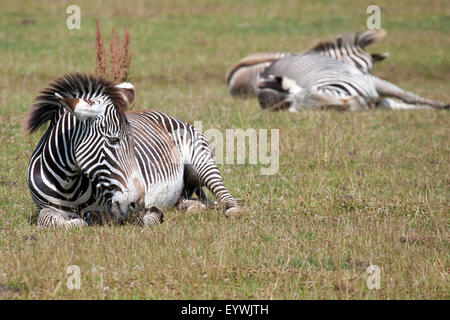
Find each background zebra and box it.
[225,30,388,98]
[27,73,242,228]
[257,50,448,111]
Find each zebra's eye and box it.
[107,136,120,145]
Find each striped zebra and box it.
[225,30,388,98]
[27,73,242,228]
[257,52,448,111]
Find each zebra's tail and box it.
[371,75,448,109]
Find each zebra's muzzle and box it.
[110,199,128,222]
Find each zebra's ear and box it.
[55,92,79,113]
[115,82,135,107]
[55,92,105,120]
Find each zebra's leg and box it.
[378,97,432,110]
[141,206,164,226]
[176,182,215,213]
[371,76,448,109]
[193,187,244,207]
[195,187,221,208]
[307,91,370,111]
[179,167,218,211]
[177,198,207,213]
[37,208,88,229]
[186,147,243,218]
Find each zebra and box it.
[225,30,388,98]
[27,73,242,228]
[256,52,448,112]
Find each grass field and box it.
[0,0,449,299]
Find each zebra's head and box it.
[29,74,145,221]
[256,75,290,109]
[257,75,305,110]
[257,76,314,111]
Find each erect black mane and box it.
[27,73,128,133]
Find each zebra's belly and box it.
[144,170,184,209]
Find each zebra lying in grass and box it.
[226,29,447,111]
[226,30,389,98]
[257,52,448,112]
[27,73,242,228]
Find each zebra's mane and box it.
[304,30,388,74]
[27,73,128,133]
[307,29,387,56]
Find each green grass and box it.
[0,0,449,299]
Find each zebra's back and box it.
[262,53,379,99]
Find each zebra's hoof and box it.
[186,202,207,213]
[37,208,88,228]
[224,207,243,219]
[177,199,207,213]
[65,218,88,228]
[142,206,164,226]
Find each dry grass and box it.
[0,0,449,299]
[95,20,131,83]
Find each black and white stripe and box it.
[305,29,388,75]
[257,51,447,111]
[226,30,388,98]
[128,111,239,211]
[27,74,241,228]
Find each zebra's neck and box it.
[27,112,95,211]
[33,110,145,215]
